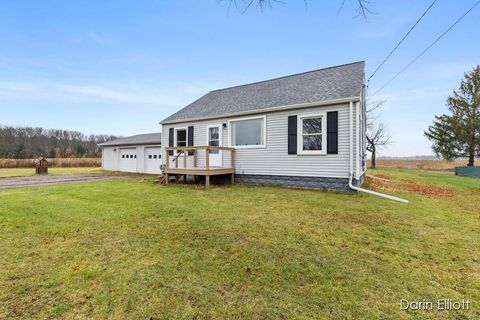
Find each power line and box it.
[367,0,439,82]
[369,0,480,98]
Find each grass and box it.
[0,167,102,178]
[0,169,479,319]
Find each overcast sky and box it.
[0,0,478,156]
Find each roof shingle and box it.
[162,61,364,123]
[98,133,161,147]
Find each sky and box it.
[0,0,478,156]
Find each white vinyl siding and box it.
[161,102,362,179]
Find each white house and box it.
[159,61,366,190]
[99,133,162,174]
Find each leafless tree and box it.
[366,101,392,168]
[0,125,118,159]
[338,0,375,20]
[220,0,374,19]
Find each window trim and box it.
[227,115,267,149]
[297,112,327,155]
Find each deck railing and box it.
[164,146,235,186]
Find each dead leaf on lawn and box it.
[366,177,458,197]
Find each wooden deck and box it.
[164,146,235,187]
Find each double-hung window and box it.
[174,128,187,155]
[176,129,187,147]
[229,116,266,148]
[298,113,326,155]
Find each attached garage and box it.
[98,133,161,174]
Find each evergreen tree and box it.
[425,66,480,166]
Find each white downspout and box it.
[355,101,360,178]
[348,100,408,203]
[349,101,353,176]
[349,175,409,203]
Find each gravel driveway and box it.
[0,174,131,190]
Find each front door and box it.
[207,125,222,167]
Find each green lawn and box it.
[0,169,479,319]
[0,167,102,178]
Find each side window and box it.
[298,114,326,155]
[153,155,157,159]
[122,155,125,158]
[176,129,187,147]
[148,155,152,159]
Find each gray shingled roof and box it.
[98,133,161,147]
[162,61,364,123]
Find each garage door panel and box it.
[119,148,137,172]
[144,147,162,174]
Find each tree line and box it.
[0,125,118,159]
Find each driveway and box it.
[0,174,130,190]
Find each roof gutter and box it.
[97,142,161,148]
[160,96,360,125]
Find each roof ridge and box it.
[209,60,365,93]
[128,132,160,136]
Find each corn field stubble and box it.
[0,158,101,168]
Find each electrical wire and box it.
[368,0,439,82]
[369,0,480,98]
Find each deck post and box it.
[183,148,187,169]
[165,173,169,185]
[205,175,210,187]
[231,173,235,184]
[205,147,210,171]
[166,149,169,169]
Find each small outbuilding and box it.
[98,133,162,174]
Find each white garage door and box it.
[144,147,162,174]
[119,148,137,172]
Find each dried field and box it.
[0,158,101,168]
[369,159,470,171]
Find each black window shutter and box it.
[187,126,194,155]
[288,115,297,155]
[327,111,338,154]
[168,128,174,156]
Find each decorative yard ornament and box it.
[34,156,49,174]
[425,65,480,166]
